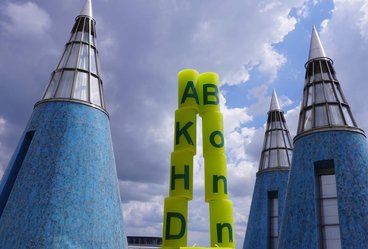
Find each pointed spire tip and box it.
[79,0,93,18]
[269,89,281,111]
[308,25,327,60]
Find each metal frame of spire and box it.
[37,0,106,113]
[269,89,281,112]
[308,26,327,61]
[258,91,293,172]
[295,27,364,140]
[78,0,93,20]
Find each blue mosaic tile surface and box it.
[243,170,289,249]
[0,101,128,249]
[278,131,368,249]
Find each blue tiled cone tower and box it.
[278,27,368,249]
[0,1,128,248]
[243,90,293,249]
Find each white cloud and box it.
[320,0,368,133]
[0,2,51,37]
[358,2,368,41]
[284,104,301,139]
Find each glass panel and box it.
[266,132,271,148]
[82,31,89,43]
[284,131,291,148]
[324,238,342,249]
[323,226,341,240]
[75,31,83,42]
[321,60,330,80]
[55,71,74,98]
[58,44,72,69]
[270,198,278,216]
[304,109,313,130]
[90,76,101,106]
[335,86,344,103]
[315,106,328,127]
[269,196,278,249]
[91,48,97,74]
[270,131,278,148]
[321,199,339,224]
[269,150,278,167]
[314,61,323,81]
[66,44,80,68]
[78,44,89,71]
[324,83,336,102]
[73,72,88,101]
[96,52,101,74]
[262,151,269,169]
[329,105,344,125]
[270,217,278,235]
[279,149,289,167]
[320,175,337,197]
[89,34,95,46]
[44,72,61,99]
[315,83,324,103]
[342,106,354,126]
[307,86,313,106]
[277,130,284,147]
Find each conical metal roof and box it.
[269,89,281,111]
[296,27,362,137]
[308,26,327,61]
[38,0,106,111]
[259,91,293,171]
[79,0,93,19]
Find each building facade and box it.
[277,27,368,249]
[0,1,128,248]
[243,90,293,249]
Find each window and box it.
[269,192,278,249]
[315,160,341,249]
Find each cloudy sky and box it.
[0,0,368,247]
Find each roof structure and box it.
[296,27,361,137]
[79,0,93,19]
[269,89,281,111]
[258,90,293,171]
[39,0,105,111]
[308,26,327,61]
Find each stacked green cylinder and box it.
[198,73,235,248]
[162,70,235,249]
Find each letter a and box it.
[181,81,199,105]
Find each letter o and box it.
[210,131,224,148]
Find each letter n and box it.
[213,175,228,194]
[216,223,233,243]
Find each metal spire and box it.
[269,89,281,112]
[79,0,93,19]
[259,92,293,171]
[39,0,105,111]
[296,26,362,137]
[308,26,327,61]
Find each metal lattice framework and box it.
[259,91,293,171]
[296,27,362,137]
[39,4,105,111]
